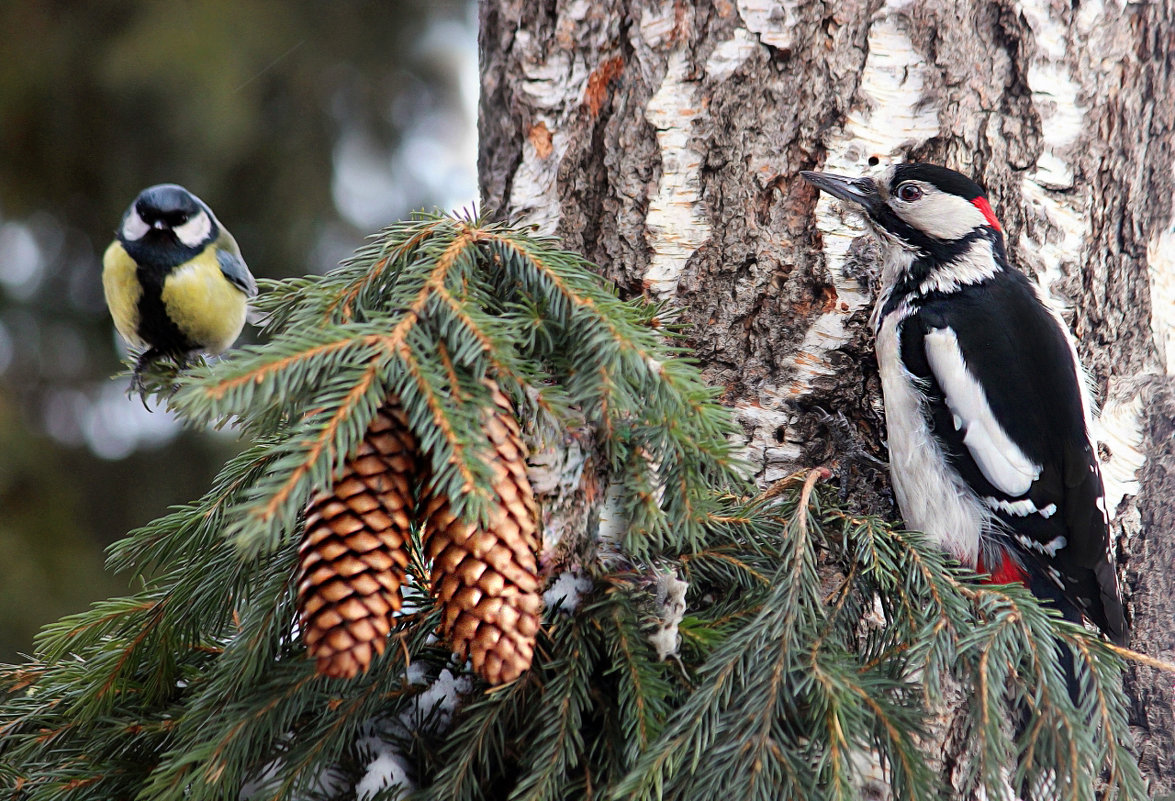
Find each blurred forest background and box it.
[0,0,477,659]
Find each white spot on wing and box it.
[1041,535,1067,555]
[984,497,1058,519]
[986,497,1039,517]
[1015,533,1071,559]
[924,326,1041,496]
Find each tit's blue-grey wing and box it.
[217,249,257,297]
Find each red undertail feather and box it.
[977,549,1028,586]
[971,197,1002,231]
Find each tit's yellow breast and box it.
[159,248,248,354]
[102,241,145,348]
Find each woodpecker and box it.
[801,163,1127,648]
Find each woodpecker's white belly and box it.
[874,302,988,566]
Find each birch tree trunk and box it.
[479,0,1175,793]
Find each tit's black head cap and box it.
[890,163,988,201]
[134,184,202,226]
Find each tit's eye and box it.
[896,183,923,202]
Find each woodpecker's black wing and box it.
[899,269,1126,644]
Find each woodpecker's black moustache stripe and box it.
[879,229,1004,319]
[871,204,1003,260]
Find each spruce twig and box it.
[0,213,1145,801]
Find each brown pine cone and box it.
[424,381,542,684]
[298,401,419,679]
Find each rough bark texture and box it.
[480,0,1175,793]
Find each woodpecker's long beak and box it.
[800,171,883,215]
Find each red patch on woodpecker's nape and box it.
[977,550,1027,586]
[971,196,1002,232]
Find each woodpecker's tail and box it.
[1024,568,1095,703]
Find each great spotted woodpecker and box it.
[801,163,1127,647]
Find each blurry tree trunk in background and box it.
[479,0,1175,793]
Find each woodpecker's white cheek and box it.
[895,188,989,240]
[121,210,150,241]
[923,326,1041,496]
[174,211,212,248]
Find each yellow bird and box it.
[102,184,256,383]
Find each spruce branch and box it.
[504,619,594,801]
[601,582,675,766]
[0,213,1145,801]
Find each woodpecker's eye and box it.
[892,183,921,200]
[896,183,923,202]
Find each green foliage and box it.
[164,213,742,559]
[0,215,1144,800]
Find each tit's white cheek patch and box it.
[174,211,213,248]
[121,211,150,241]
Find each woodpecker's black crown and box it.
[887,163,987,202]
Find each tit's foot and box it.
[129,371,150,410]
[126,349,190,408]
[127,348,162,409]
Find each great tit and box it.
[102,183,257,382]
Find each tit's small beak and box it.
[152,220,167,230]
[800,171,883,215]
